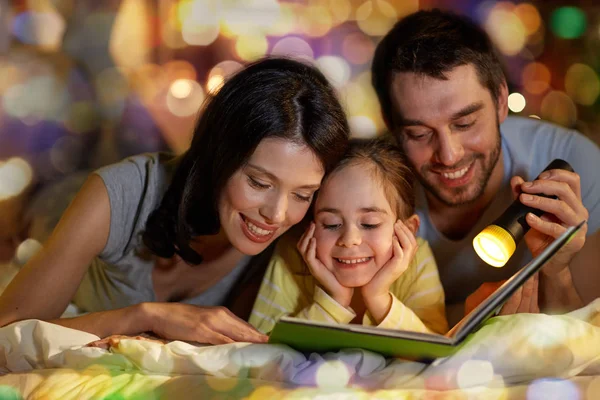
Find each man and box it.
[371,9,600,324]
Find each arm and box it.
[0,175,267,344]
[249,242,355,334]
[0,174,112,326]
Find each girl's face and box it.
[313,163,397,287]
[219,138,324,255]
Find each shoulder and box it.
[502,116,600,177]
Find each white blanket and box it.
[1,300,600,393]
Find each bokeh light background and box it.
[0,0,599,247]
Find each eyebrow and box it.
[316,207,389,215]
[247,163,321,190]
[399,102,484,127]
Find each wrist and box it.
[136,302,159,333]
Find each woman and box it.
[0,58,350,345]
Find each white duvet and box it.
[1,300,600,396]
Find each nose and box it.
[259,192,287,225]
[435,128,464,166]
[336,225,362,248]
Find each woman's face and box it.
[219,138,324,255]
[313,164,397,287]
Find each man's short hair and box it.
[371,9,506,129]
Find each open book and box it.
[268,220,586,361]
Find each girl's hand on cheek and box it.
[361,220,418,321]
[297,222,353,307]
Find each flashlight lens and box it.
[473,225,516,267]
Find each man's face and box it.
[389,64,506,207]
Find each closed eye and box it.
[362,223,381,230]
[248,176,270,190]
[293,193,312,203]
[323,223,341,230]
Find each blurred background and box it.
[0,0,599,267]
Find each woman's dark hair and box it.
[371,9,506,129]
[143,57,350,264]
[325,137,415,219]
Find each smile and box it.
[240,214,277,243]
[442,165,470,180]
[334,257,372,264]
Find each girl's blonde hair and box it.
[323,137,416,219]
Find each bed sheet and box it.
[0,299,599,399]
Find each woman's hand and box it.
[146,303,268,345]
[297,222,353,307]
[361,220,418,322]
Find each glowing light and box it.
[526,378,580,400]
[264,3,296,37]
[15,239,43,265]
[514,3,542,35]
[315,361,350,388]
[473,225,516,268]
[0,385,22,400]
[508,93,526,113]
[166,79,205,117]
[0,158,34,201]
[550,7,586,39]
[50,136,83,174]
[341,82,367,115]
[485,6,527,56]
[109,0,151,68]
[565,63,600,106]
[522,62,551,95]
[207,61,243,94]
[349,116,378,138]
[326,0,351,25]
[221,0,280,37]
[356,0,397,37]
[235,34,268,61]
[170,79,193,99]
[2,75,69,122]
[456,360,495,389]
[298,5,333,37]
[540,91,577,127]
[342,33,375,65]
[271,37,314,61]
[316,56,351,88]
[11,11,65,50]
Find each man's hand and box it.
[511,169,588,276]
[498,273,540,315]
[464,274,539,316]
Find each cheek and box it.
[286,202,311,225]
[314,230,335,259]
[220,177,259,213]
[372,230,394,262]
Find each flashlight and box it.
[473,159,574,267]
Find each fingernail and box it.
[522,182,532,188]
[527,212,538,220]
[539,172,550,179]
[521,194,533,201]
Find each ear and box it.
[404,214,420,236]
[496,80,509,124]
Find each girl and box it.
[250,138,447,334]
[0,58,350,344]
